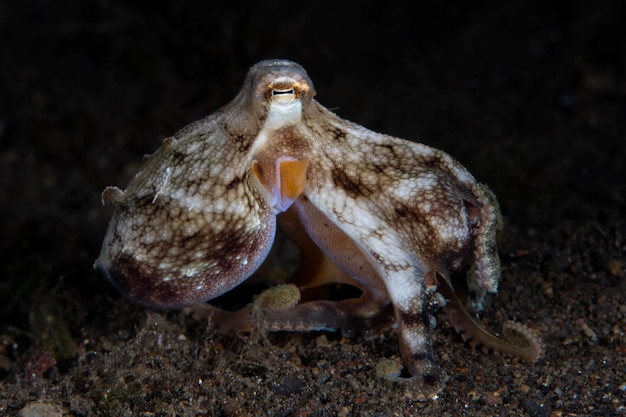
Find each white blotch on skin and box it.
[209,163,224,177]
[141,232,156,245]
[159,228,173,241]
[213,197,226,212]
[436,217,469,243]
[391,180,417,201]
[403,328,427,353]
[182,267,197,277]
[187,141,201,154]
[419,201,432,213]
[211,220,226,233]
[415,172,438,191]
[386,271,423,310]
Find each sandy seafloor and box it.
[1,1,624,416]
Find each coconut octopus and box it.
[95,59,542,400]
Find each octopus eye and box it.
[268,76,309,103]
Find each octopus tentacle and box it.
[436,273,543,362]
[471,184,504,293]
[186,284,395,337]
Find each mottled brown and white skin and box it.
[95,59,542,400]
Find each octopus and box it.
[95,59,542,400]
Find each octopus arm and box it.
[437,272,544,362]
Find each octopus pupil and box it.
[272,89,294,95]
